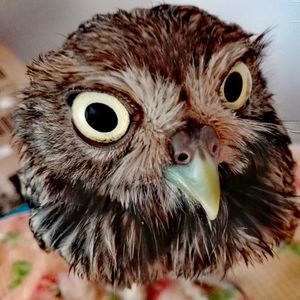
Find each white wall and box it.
[0,0,299,140]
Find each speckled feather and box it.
[13,5,299,286]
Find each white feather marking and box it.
[59,227,80,262]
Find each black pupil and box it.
[224,72,243,102]
[85,103,118,132]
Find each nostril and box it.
[200,125,220,159]
[211,144,218,155]
[175,152,190,164]
[178,152,189,162]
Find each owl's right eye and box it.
[70,92,130,143]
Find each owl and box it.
[13,5,299,287]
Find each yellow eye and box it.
[71,92,130,143]
[220,62,252,110]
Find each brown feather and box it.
[13,4,299,286]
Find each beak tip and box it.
[207,210,218,221]
[201,199,220,221]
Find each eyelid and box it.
[65,90,79,107]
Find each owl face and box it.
[14,5,299,286]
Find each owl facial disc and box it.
[164,149,220,220]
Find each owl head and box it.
[14,5,299,286]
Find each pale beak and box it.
[164,150,220,220]
[164,125,221,220]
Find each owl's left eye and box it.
[71,92,130,143]
[220,62,252,110]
